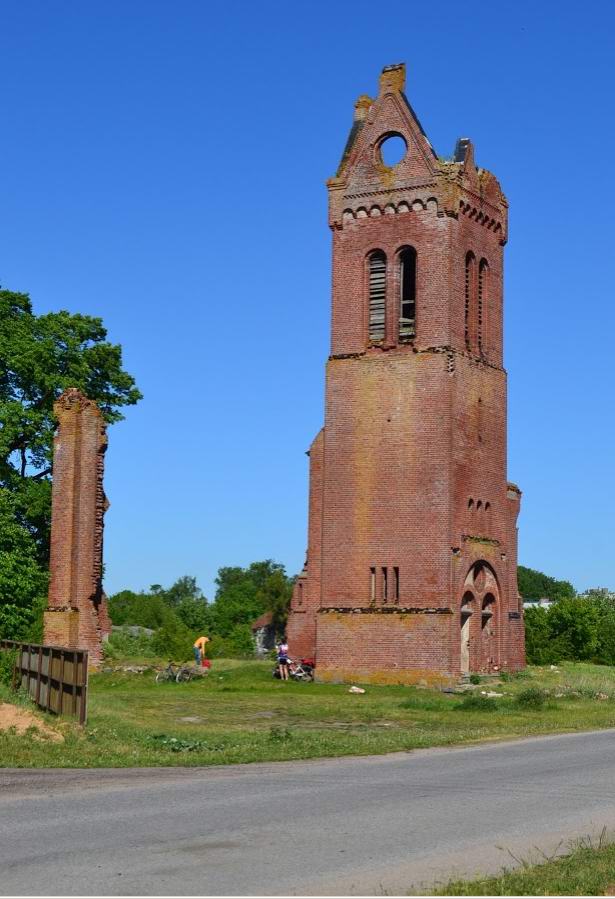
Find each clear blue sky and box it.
[1,0,614,599]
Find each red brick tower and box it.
[287,64,525,684]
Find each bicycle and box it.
[155,661,210,684]
[175,665,198,683]
[155,661,178,684]
[272,657,314,682]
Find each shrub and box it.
[209,624,255,659]
[516,687,547,709]
[469,673,481,685]
[0,648,17,686]
[103,630,156,660]
[456,693,500,712]
[151,618,194,662]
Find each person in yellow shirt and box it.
[193,635,210,666]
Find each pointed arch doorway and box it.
[460,562,501,674]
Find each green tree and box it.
[0,287,141,638]
[258,569,293,637]
[163,575,204,607]
[175,597,212,633]
[588,594,615,665]
[547,597,600,660]
[517,565,575,602]
[0,488,48,640]
[108,576,211,636]
[0,289,141,556]
[210,560,292,638]
[151,614,195,662]
[524,596,603,664]
[107,590,142,626]
[523,606,553,665]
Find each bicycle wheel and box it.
[155,670,168,684]
[175,668,192,683]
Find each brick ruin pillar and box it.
[43,388,112,667]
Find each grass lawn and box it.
[432,836,615,895]
[2,659,615,767]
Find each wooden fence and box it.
[0,640,89,724]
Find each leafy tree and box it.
[523,606,553,665]
[175,597,212,633]
[547,597,600,660]
[164,575,204,607]
[517,565,575,602]
[210,560,292,638]
[524,596,608,664]
[0,288,141,561]
[0,287,141,639]
[107,590,143,626]
[0,488,47,640]
[208,624,256,658]
[108,592,171,630]
[108,575,211,637]
[258,569,293,637]
[109,564,293,658]
[151,615,194,662]
[210,580,262,637]
[588,594,615,665]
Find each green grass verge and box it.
[431,836,615,895]
[2,659,615,767]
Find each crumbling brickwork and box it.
[43,388,111,667]
[287,64,525,683]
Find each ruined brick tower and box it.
[43,388,112,667]
[286,64,525,684]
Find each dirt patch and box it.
[0,703,64,742]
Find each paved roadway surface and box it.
[2,729,615,896]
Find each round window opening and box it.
[379,134,407,167]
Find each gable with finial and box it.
[330,64,438,198]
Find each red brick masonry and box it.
[287,64,525,684]
[43,389,111,667]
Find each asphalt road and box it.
[2,729,615,896]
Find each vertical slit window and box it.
[382,566,388,602]
[399,247,416,340]
[368,251,386,342]
[465,252,476,351]
[394,566,400,602]
[370,567,376,602]
[478,259,488,355]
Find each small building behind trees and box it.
[251,612,276,656]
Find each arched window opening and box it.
[478,259,489,355]
[465,252,476,351]
[481,593,496,629]
[368,251,386,342]
[398,246,416,341]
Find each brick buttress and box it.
[43,388,111,668]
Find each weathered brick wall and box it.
[315,610,453,685]
[288,63,525,681]
[44,389,110,667]
[320,352,453,610]
[287,430,323,659]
